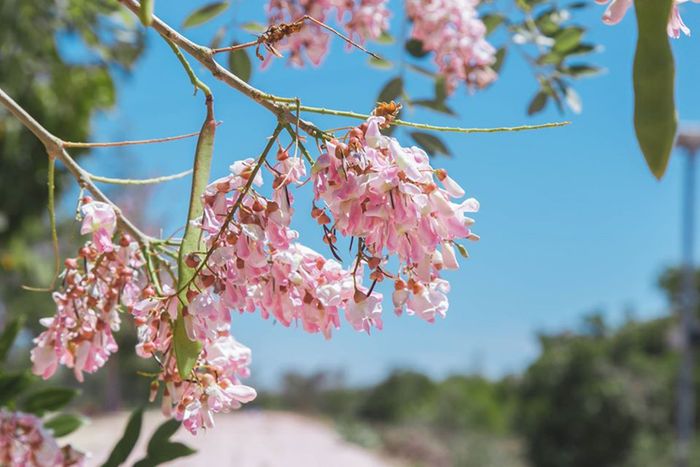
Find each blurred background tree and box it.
[0,0,146,410]
[253,268,700,467]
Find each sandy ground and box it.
[64,410,398,467]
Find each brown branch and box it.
[211,40,258,55]
[0,87,155,245]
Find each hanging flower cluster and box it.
[30,200,257,435]
[31,200,145,382]
[133,288,256,435]
[0,410,85,466]
[195,150,384,337]
[406,0,497,93]
[29,115,478,436]
[312,116,479,322]
[265,0,390,66]
[596,0,697,38]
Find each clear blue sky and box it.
[66,1,700,387]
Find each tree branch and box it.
[0,87,155,245]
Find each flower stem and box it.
[296,105,571,134]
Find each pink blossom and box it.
[31,234,145,381]
[406,0,497,93]
[345,290,384,333]
[80,200,117,252]
[265,0,389,66]
[312,116,479,323]
[196,156,384,338]
[596,0,698,38]
[164,336,256,435]
[0,410,85,466]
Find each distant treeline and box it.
[257,309,700,467]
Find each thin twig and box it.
[211,40,257,55]
[283,124,314,165]
[22,157,61,292]
[62,125,221,149]
[86,169,193,185]
[302,15,381,61]
[163,35,212,96]
[0,87,155,245]
[296,105,571,133]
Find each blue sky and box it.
[69,1,700,387]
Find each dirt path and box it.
[64,410,398,467]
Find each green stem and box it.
[284,124,314,165]
[86,169,192,185]
[48,156,59,286]
[296,105,570,134]
[163,36,212,96]
[24,156,61,293]
[173,95,216,378]
[143,245,164,295]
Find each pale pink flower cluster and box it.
[31,200,145,382]
[312,117,479,322]
[0,410,85,466]
[265,0,390,66]
[597,0,698,38]
[28,118,479,436]
[406,0,497,93]
[195,150,384,338]
[132,289,257,434]
[30,199,257,435]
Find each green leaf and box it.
[44,413,85,437]
[535,8,561,36]
[375,32,395,45]
[134,442,197,467]
[182,2,229,28]
[147,419,181,453]
[568,1,589,9]
[21,388,78,415]
[566,43,597,56]
[139,0,154,26]
[633,0,677,179]
[553,27,584,53]
[241,22,266,34]
[228,45,252,83]
[410,131,451,157]
[527,91,548,115]
[0,372,32,406]
[0,318,22,363]
[101,408,144,467]
[536,52,563,66]
[405,39,429,59]
[482,14,505,35]
[132,420,196,467]
[454,243,470,258]
[434,76,447,103]
[368,57,393,69]
[411,99,455,116]
[492,47,507,74]
[209,26,227,49]
[560,64,602,77]
[377,77,403,104]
